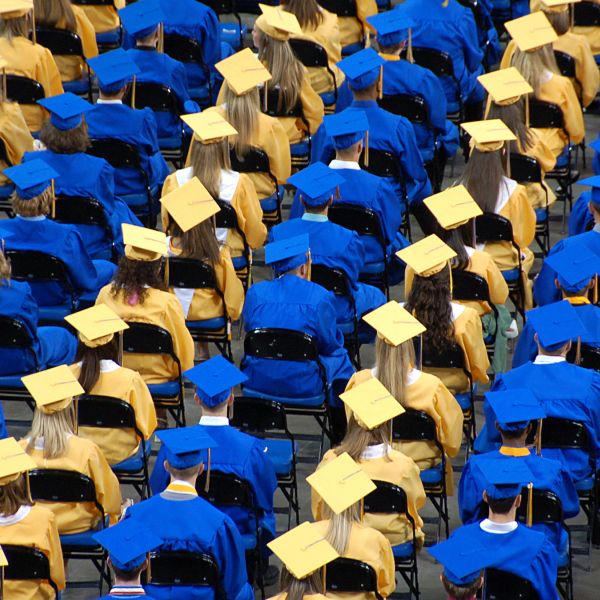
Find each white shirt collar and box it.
[0,505,31,526]
[465,246,476,257]
[30,433,72,450]
[16,215,45,221]
[96,98,123,105]
[329,159,361,171]
[99,359,120,373]
[451,301,466,321]
[360,443,391,460]
[199,415,229,426]
[533,355,566,365]
[479,519,518,534]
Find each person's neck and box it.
[335,152,360,163]
[500,436,526,449]
[353,93,377,102]
[170,475,197,487]
[114,576,142,588]
[306,208,328,217]
[489,510,517,524]
[99,93,124,102]
[201,405,228,418]
[381,47,402,57]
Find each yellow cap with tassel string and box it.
[395,234,457,278]
[0,437,37,487]
[21,365,84,415]
[424,185,483,230]
[505,11,558,52]
[362,301,426,347]
[215,48,272,96]
[181,110,238,145]
[65,304,128,349]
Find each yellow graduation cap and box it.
[306,452,376,515]
[267,522,339,580]
[65,304,128,349]
[160,176,220,233]
[22,365,84,414]
[0,0,33,19]
[0,437,37,486]
[395,234,457,278]
[181,110,238,145]
[461,119,516,153]
[255,4,302,41]
[478,67,533,106]
[122,223,168,262]
[505,11,558,52]
[362,301,426,347]
[216,48,272,96]
[541,0,580,13]
[424,185,483,230]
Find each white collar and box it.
[479,519,518,534]
[496,177,518,213]
[465,246,476,257]
[533,355,566,365]
[451,301,466,321]
[0,505,31,526]
[406,368,421,385]
[329,159,361,171]
[30,433,72,450]
[199,415,229,426]
[99,359,120,373]
[541,70,553,83]
[96,99,123,105]
[360,443,391,460]
[16,215,45,221]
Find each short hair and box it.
[165,463,200,480]
[11,187,52,217]
[441,572,483,599]
[40,118,90,154]
[497,424,529,441]
[110,560,146,583]
[486,495,518,515]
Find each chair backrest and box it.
[528,99,565,130]
[149,551,219,588]
[392,409,438,444]
[410,47,456,78]
[475,213,516,244]
[123,83,183,115]
[567,344,600,371]
[378,94,429,126]
[0,315,39,372]
[202,0,235,15]
[77,394,138,430]
[88,138,144,172]
[123,322,179,360]
[244,327,320,363]
[363,480,416,540]
[263,88,305,119]
[310,264,352,298]
[359,149,401,180]
[554,50,576,79]
[229,146,271,175]
[168,257,219,291]
[289,38,329,68]
[53,195,110,229]
[328,203,386,248]
[318,0,358,17]
[196,470,255,509]
[5,249,76,294]
[451,269,493,305]
[215,200,239,231]
[539,416,590,451]
[71,0,116,5]
[35,27,84,57]
[510,153,543,184]
[418,339,469,371]
[163,33,206,66]
[3,545,58,594]
[326,557,381,596]
[483,568,539,600]
[230,396,289,435]
[574,1,600,26]
[6,75,45,105]
[516,488,563,526]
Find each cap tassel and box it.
[1,67,6,102]
[322,564,327,595]
[118,332,124,366]
[535,418,543,456]
[74,397,79,435]
[25,470,32,504]
[594,275,598,305]
[263,81,268,112]
[484,96,492,120]
[378,66,383,100]
[204,448,211,493]
[164,257,170,288]
[504,142,511,178]
[31,7,37,45]
[525,95,530,129]
[364,130,369,167]
[51,179,55,219]
[307,249,312,282]
[526,483,533,527]
[407,28,414,64]
[158,23,164,53]
[448,262,453,297]
[131,74,136,110]
[575,336,582,365]
[146,553,151,583]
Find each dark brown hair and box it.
[0,476,32,517]
[284,0,323,30]
[75,336,119,392]
[546,9,570,36]
[441,572,483,599]
[110,257,167,305]
[486,496,518,515]
[459,148,507,215]
[40,118,90,154]
[438,226,472,271]
[167,218,220,265]
[12,187,52,217]
[34,0,76,31]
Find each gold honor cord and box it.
[535,418,543,456]
[131,74,136,109]
[204,448,211,493]
[526,483,533,527]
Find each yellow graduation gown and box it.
[0,101,33,186]
[168,240,245,321]
[338,0,377,48]
[20,435,122,534]
[312,447,426,548]
[0,37,64,132]
[269,595,327,600]
[312,519,396,600]
[0,504,65,600]
[79,0,125,33]
[69,360,157,465]
[96,284,195,384]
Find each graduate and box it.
[1,160,117,307]
[569,169,598,236]
[94,517,162,600]
[86,49,170,205]
[459,389,579,555]
[326,0,375,54]
[308,452,396,598]
[475,300,600,483]
[76,0,124,44]
[0,0,63,133]
[0,437,65,600]
[124,426,255,600]
[570,0,600,55]
[311,48,431,216]
[270,162,386,333]
[20,366,123,534]
[66,304,157,466]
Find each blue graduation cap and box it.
[337,48,385,91]
[577,174,600,206]
[428,537,489,586]
[526,299,590,352]
[88,48,140,94]
[119,0,163,40]
[265,234,310,275]
[324,109,369,151]
[367,11,415,47]
[38,93,94,131]
[477,457,533,500]
[3,160,58,200]
[93,518,162,573]
[156,425,217,470]
[287,162,345,208]
[545,246,598,294]
[486,388,545,433]
[184,355,248,408]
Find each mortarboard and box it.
[65,304,128,349]
[93,518,162,573]
[478,67,533,109]
[0,437,37,486]
[486,388,546,432]
[306,452,376,514]
[424,185,483,230]
[88,48,140,95]
[122,223,168,262]
[366,11,415,48]
[3,159,58,200]
[323,109,369,153]
[0,0,32,19]
[181,110,238,145]
[578,173,600,205]
[362,301,426,347]
[267,522,339,580]
[461,119,516,153]
[157,425,217,470]
[505,11,558,52]
[118,0,163,40]
[21,365,84,414]
[395,234,457,278]
[215,48,272,96]
[265,234,310,274]
[255,4,302,41]
[477,457,533,500]
[428,537,489,586]
[541,0,580,12]
[38,93,94,131]
[184,355,248,408]
[337,48,385,91]
[160,176,220,233]
[545,246,599,293]
[288,162,345,208]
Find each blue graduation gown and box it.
[474,360,600,482]
[125,489,254,600]
[533,229,600,306]
[473,0,502,65]
[392,0,485,109]
[568,191,595,236]
[267,214,386,325]
[0,216,116,306]
[311,100,432,211]
[458,449,579,555]
[241,274,354,405]
[490,0,529,19]
[0,279,77,375]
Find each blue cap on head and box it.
[477,458,533,501]
[38,93,94,131]
[119,0,163,40]
[367,11,414,48]
[526,299,590,352]
[157,425,216,470]
[288,162,345,208]
[337,48,385,91]
[4,160,58,200]
[184,356,248,408]
[93,518,161,573]
[428,536,489,586]
[545,246,598,294]
[486,388,545,433]
[88,48,140,95]
[265,234,310,274]
[324,110,369,151]
[578,174,600,206]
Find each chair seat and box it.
[159,136,183,150]
[264,439,295,476]
[241,531,258,551]
[319,91,336,107]
[232,255,248,270]
[535,207,548,223]
[360,261,386,275]
[63,77,90,96]
[454,392,472,411]
[112,440,152,473]
[392,541,414,560]
[96,29,121,45]
[38,304,76,324]
[60,520,105,549]
[0,375,28,389]
[220,23,246,50]
[575,476,594,492]
[186,317,227,331]
[290,141,309,157]
[420,463,444,486]
[244,387,326,408]
[260,187,284,213]
[501,268,520,283]
[0,184,14,199]
[147,380,181,398]
[342,42,364,56]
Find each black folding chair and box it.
[363,480,420,599]
[3,545,59,596]
[574,1,600,27]
[203,0,244,48]
[483,568,539,600]
[148,551,220,591]
[318,0,366,53]
[326,557,383,599]
[570,344,600,371]
[123,322,186,427]
[77,394,151,499]
[6,75,45,131]
[0,137,15,215]
[168,257,233,360]
[71,0,122,51]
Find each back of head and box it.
[75,336,119,392]
[111,255,166,304]
[0,15,28,41]
[0,250,11,282]
[441,571,483,600]
[34,0,76,31]
[375,337,413,408]
[321,501,361,555]
[223,85,260,159]
[0,476,32,517]
[190,138,230,201]
[168,218,220,265]
[11,186,52,218]
[545,8,570,36]
[487,99,534,153]
[284,0,324,30]
[26,404,76,460]
[280,565,323,600]
[40,117,90,154]
[510,45,559,96]
[459,148,505,215]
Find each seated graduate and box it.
[1,160,116,308]
[569,172,599,236]
[400,236,490,395]
[93,517,162,600]
[349,303,463,492]
[66,304,157,467]
[0,437,65,600]
[514,246,600,367]
[86,49,170,203]
[124,426,254,600]
[308,453,396,599]
[0,96,33,191]
[76,0,124,41]
[475,300,600,483]
[271,162,385,336]
[20,366,122,534]
[312,49,431,219]
[289,110,409,286]
[327,0,376,54]
[311,391,425,550]
[459,389,579,555]
[0,247,77,377]
[241,235,354,442]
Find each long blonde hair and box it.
[26,405,76,460]
[375,337,415,408]
[510,45,559,96]
[190,138,231,201]
[223,84,260,159]
[334,416,392,462]
[0,15,29,41]
[279,567,323,600]
[322,501,362,555]
[284,0,324,30]
[0,251,10,281]
[34,0,76,31]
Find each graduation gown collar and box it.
[565,296,591,306]
[499,446,531,457]
[165,480,198,496]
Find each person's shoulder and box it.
[70,435,105,458]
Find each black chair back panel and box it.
[484,568,539,600]
[475,213,515,244]
[243,328,320,362]
[54,196,108,227]
[392,409,437,443]
[168,257,218,290]
[363,480,409,514]
[510,153,543,184]
[516,488,563,525]
[318,0,357,17]
[203,0,235,13]
[29,469,98,503]
[123,323,176,356]
[263,88,303,118]
[554,50,576,79]
[418,341,466,370]
[451,269,492,304]
[578,345,600,371]
[540,417,589,450]
[328,203,385,239]
[411,47,455,78]
[6,75,45,104]
[5,250,72,284]
[215,200,239,230]
[229,146,271,174]
[149,551,219,587]
[123,83,182,114]
[359,149,400,179]
[78,395,137,429]
[88,139,142,170]
[197,471,254,508]
[574,1,600,26]
[289,38,329,68]
[310,264,351,297]
[528,100,564,130]
[326,557,379,593]
[35,28,84,56]
[0,316,34,349]
[163,34,204,65]
[230,396,287,431]
[378,94,428,125]
[4,545,52,581]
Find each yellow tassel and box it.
[526,483,533,527]
[131,74,136,109]
[448,262,453,297]
[407,28,414,64]
[378,66,383,100]
[164,257,169,288]
[536,418,543,456]
[594,275,598,305]
[51,179,55,219]
[158,23,164,53]
[484,96,492,120]
[364,130,369,167]
[118,332,124,366]
[575,336,582,365]
[2,67,6,102]
[204,448,211,493]
[263,81,268,112]
[322,565,327,595]
[505,143,511,178]
[25,471,32,504]
[525,95,530,129]
[31,6,36,45]
[307,249,312,282]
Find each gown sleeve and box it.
[164,295,195,373]
[232,175,267,250]
[217,248,245,321]
[46,509,66,591]
[456,309,490,384]
[128,372,157,441]
[432,382,464,458]
[87,442,122,524]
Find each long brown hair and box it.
[12,187,52,217]
[0,476,32,517]
[459,147,508,214]
[110,257,167,305]
[487,98,534,154]
[279,566,323,600]
[438,226,472,271]
[40,118,90,154]
[375,337,414,408]
[190,139,231,201]
[168,218,220,265]
[545,9,570,36]
[223,84,260,159]
[0,250,11,281]
[284,0,324,30]
[34,0,76,31]
[75,336,119,392]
